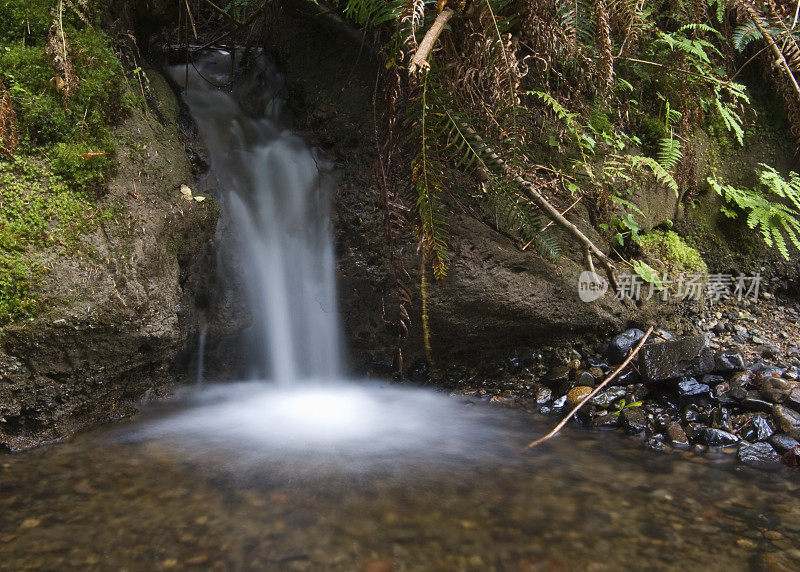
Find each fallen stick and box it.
[525,325,654,449]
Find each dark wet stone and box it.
[703,374,727,387]
[615,369,640,386]
[531,383,552,405]
[691,443,708,455]
[630,384,649,402]
[546,366,571,382]
[592,387,627,408]
[591,413,619,428]
[552,395,567,409]
[677,377,712,398]
[783,367,800,381]
[729,384,748,400]
[741,394,774,413]
[760,377,799,404]
[576,371,596,387]
[769,433,800,453]
[738,442,782,469]
[586,356,609,370]
[683,404,708,424]
[713,351,746,373]
[646,436,669,452]
[666,421,689,447]
[711,407,732,432]
[752,415,775,441]
[700,427,739,447]
[772,405,800,440]
[620,408,647,434]
[506,357,521,374]
[684,422,707,441]
[786,388,800,412]
[638,335,712,382]
[608,328,645,364]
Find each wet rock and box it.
[700,427,739,447]
[646,435,669,452]
[531,383,552,405]
[692,443,708,455]
[666,421,689,447]
[591,413,619,428]
[786,388,800,412]
[713,351,746,373]
[741,393,774,413]
[638,335,715,382]
[769,433,800,454]
[683,404,708,423]
[565,386,593,409]
[576,371,596,387]
[592,387,627,408]
[772,405,800,440]
[546,366,571,382]
[737,442,782,469]
[552,395,567,409]
[676,377,712,398]
[608,328,645,364]
[711,407,732,432]
[620,408,647,434]
[746,415,775,441]
[760,377,799,404]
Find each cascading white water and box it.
[173,52,340,382]
[151,51,505,472]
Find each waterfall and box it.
[172,52,341,383]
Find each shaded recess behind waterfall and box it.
[171,51,341,382]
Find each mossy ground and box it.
[0,0,143,327]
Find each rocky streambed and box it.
[446,294,800,472]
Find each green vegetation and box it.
[309,0,800,275]
[0,0,135,326]
[639,230,707,273]
[709,166,800,260]
[0,156,99,323]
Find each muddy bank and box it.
[0,70,217,451]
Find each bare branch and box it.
[409,8,454,73]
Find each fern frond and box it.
[628,155,680,195]
[657,136,683,170]
[709,166,800,260]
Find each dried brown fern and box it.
[595,0,614,97]
[0,84,16,158]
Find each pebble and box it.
[700,427,739,447]
[769,433,800,453]
[565,386,593,409]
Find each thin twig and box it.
[521,196,581,251]
[525,325,654,450]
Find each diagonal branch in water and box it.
[525,326,654,450]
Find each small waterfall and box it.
[172,52,341,383]
[195,323,207,385]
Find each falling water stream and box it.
[1,52,799,570]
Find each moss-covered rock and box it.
[639,230,707,274]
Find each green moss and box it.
[639,229,707,273]
[588,105,613,135]
[0,157,98,325]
